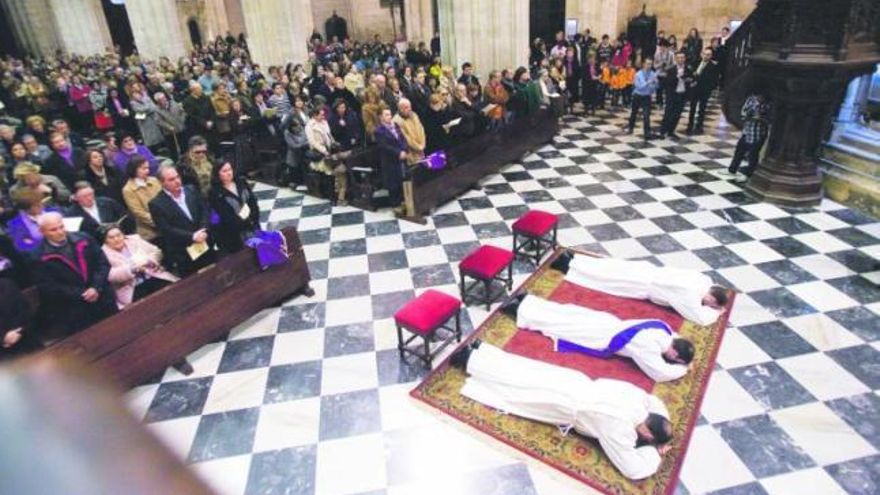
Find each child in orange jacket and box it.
[619,59,636,106]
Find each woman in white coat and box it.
[101,226,179,309]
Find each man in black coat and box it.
[65,182,134,241]
[32,212,118,336]
[659,52,693,140]
[43,131,86,190]
[685,48,720,135]
[182,82,216,144]
[148,165,216,276]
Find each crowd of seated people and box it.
[0,25,731,354]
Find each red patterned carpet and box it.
[411,249,736,495]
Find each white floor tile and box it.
[679,425,756,493]
[251,397,321,452]
[320,351,379,395]
[770,402,875,465]
[777,352,870,401]
[315,433,387,495]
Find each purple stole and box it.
[556,319,672,358]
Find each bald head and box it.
[39,212,67,244]
[397,98,412,117]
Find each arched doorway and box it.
[101,0,135,56]
[187,18,202,48]
[530,0,565,46]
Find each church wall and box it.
[617,0,754,38]
[311,0,353,40]
[566,0,755,40]
[224,0,247,36]
[308,0,398,42]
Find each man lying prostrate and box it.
[451,340,674,480]
[503,294,694,382]
[551,251,728,326]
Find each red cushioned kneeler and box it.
[512,210,558,265]
[458,245,514,310]
[393,289,462,367]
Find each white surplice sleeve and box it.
[634,352,688,383]
[597,423,663,480]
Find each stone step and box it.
[819,144,880,219]
[822,142,880,178]
[837,131,880,156]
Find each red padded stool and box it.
[394,289,462,367]
[512,210,558,265]
[459,245,514,310]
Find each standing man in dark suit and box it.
[148,165,216,276]
[182,82,216,147]
[65,182,134,241]
[659,52,693,140]
[686,48,720,135]
[33,212,118,335]
[374,108,409,217]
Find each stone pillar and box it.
[836,75,872,125]
[439,0,529,79]
[744,65,852,207]
[47,0,112,55]
[405,0,434,43]
[242,0,313,67]
[0,0,62,57]
[126,0,187,60]
[204,0,231,41]
[223,0,247,37]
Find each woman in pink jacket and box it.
[101,226,178,309]
[67,75,93,132]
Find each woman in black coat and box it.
[374,108,409,214]
[208,160,260,253]
[328,99,364,151]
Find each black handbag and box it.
[305,149,325,162]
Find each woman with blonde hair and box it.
[361,87,388,142]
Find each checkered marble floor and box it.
[128,99,880,495]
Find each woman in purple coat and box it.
[373,108,409,215]
[111,131,160,176]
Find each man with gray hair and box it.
[153,91,186,160]
[32,211,117,335]
[183,80,216,144]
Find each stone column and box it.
[744,65,852,207]
[836,75,872,124]
[125,0,187,60]
[223,0,247,37]
[47,0,112,55]
[439,0,529,79]
[0,0,62,57]
[242,0,313,67]
[204,0,231,41]
[404,0,434,44]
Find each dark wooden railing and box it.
[721,11,758,128]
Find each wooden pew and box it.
[342,109,559,222]
[40,227,312,388]
[404,108,559,222]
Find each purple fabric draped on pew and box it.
[245,230,289,270]
[423,151,447,170]
[556,319,673,358]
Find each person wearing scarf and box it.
[374,108,409,216]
